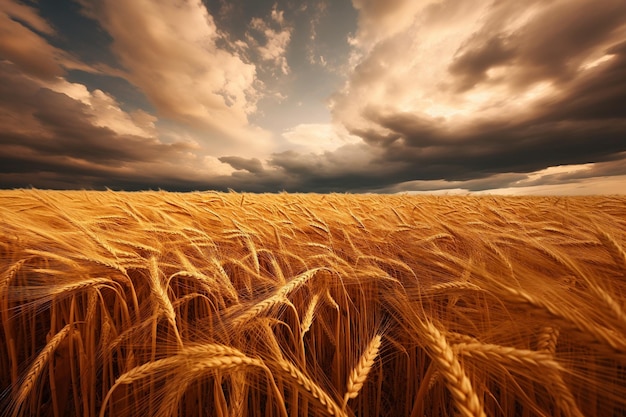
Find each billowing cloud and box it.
[0,61,234,190]
[77,0,269,148]
[1,0,625,194]
[43,78,158,138]
[447,0,626,91]
[325,0,626,191]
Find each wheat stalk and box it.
[532,238,626,326]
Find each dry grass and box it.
[1,190,625,416]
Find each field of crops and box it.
[1,190,625,417]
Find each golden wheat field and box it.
[1,189,625,417]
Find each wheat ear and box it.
[187,354,266,374]
[230,293,286,328]
[12,324,72,417]
[1,259,26,296]
[301,293,320,337]
[428,281,483,293]
[422,321,486,417]
[453,342,564,371]
[99,346,262,417]
[109,344,251,386]
[343,334,382,409]
[500,284,626,353]
[50,277,112,296]
[276,358,348,417]
[278,268,327,297]
[232,268,326,328]
[148,256,182,347]
[453,341,583,417]
[597,230,626,270]
[537,326,560,355]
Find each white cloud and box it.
[513,163,593,185]
[282,123,362,153]
[202,155,236,176]
[43,78,158,138]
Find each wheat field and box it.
[0,189,625,417]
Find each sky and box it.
[1,0,625,194]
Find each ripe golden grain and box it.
[421,321,486,417]
[343,334,382,409]
[1,191,625,417]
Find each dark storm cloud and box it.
[536,40,626,122]
[213,146,396,192]
[262,145,409,192]
[218,156,265,174]
[0,70,191,165]
[0,0,98,80]
[511,0,626,81]
[0,62,213,190]
[449,36,515,92]
[196,144,400,193]
[379,172,529,194]
[0,1,65,80]
[448,0,626,91]
[364,111,626,182]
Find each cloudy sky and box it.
[1,0,625,194]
